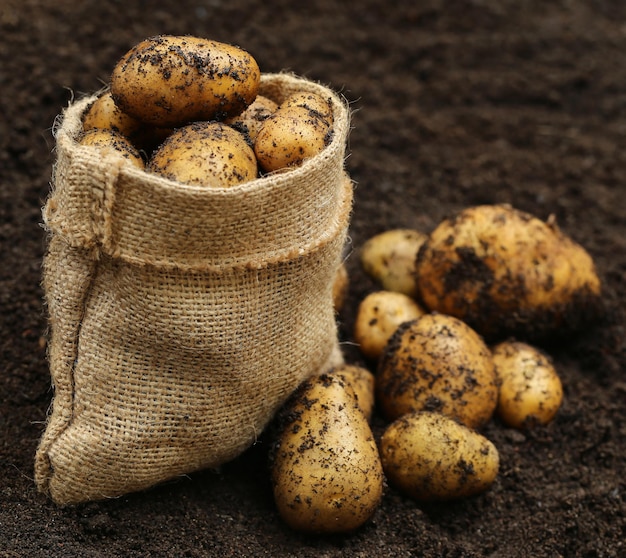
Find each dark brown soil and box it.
[1,1,625,556]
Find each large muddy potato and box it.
[415,204,602,341]
[111,35,261,127]
[377,313,498,429]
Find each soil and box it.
[1,1,625,556]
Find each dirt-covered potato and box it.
[331,364,376,422]
[353,291,425,361]
[492,340,563,429]
[377,313,498,428]
[110,35,261,127]
[224,94,278,142]
[78,128,145,169]
[360,228,427,297]
[147,122,257,188]
[415,204,602,341]
[270,374,384,533]
[254,91,334,173]
[380,411,500,501]
[281,91,333,122]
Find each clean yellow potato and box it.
[254,92,334,173]
[111,35,261,127]
[377,313,497,428]
[224,94,278,142]
[492,340,563,429]
[415,204,602,341]
[79,128,145,169]
[332,262,349,312]
[331,364,376,422]
[353,291,425,361]
[271,373,384,533]
[380,411,499,501]
[147,122,257,188]
[360,228,427,297]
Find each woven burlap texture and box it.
[35,73,352,505]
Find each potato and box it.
[331,364,376,422]
[360,228,427,297]
[353,291,425,361]
[377,313,498,428]
[78,128,145,169]
[83,90,144,140]
[281,91,333,124]
[332,262,349,312]
[224,94,278,142]
[270,374,384,533]
[254,92,334,172]
[147,122,257,188]
[380,411,499,501]
[110,35,261,127]
[83,90,172,153]
[492,340,563,429]
[415,204,602,341]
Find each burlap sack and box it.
[35,73,352,505]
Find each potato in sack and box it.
[148,122,257,188]
[110,35,261,127]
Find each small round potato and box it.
[331,364,376,422]
[492,340,563,429]
[380,411,500,501]
[111,35,261,127]
[270,374,384,533]
[353,291,425,361]
[254,92,334,173]
[377,313,498,428]
[360,228,427,297]
[79,128,145,169]
[148,122,257,188]
[415,204,602,341]
[224,94,278,142]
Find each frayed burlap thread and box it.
[35,73,352,505]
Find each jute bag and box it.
[35,73,352,505]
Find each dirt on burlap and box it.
[1,1,624,557]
